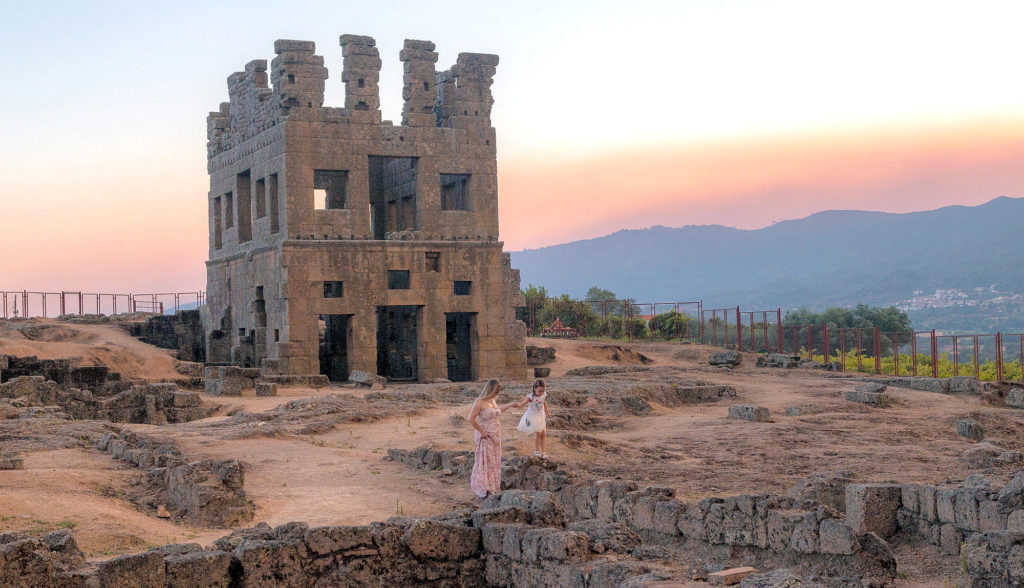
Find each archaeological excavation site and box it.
[4,33,1024,588]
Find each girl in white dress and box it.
[517,379,551,458]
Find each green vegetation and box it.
[803,348,1022,382]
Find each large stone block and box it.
[97,551,165,588]
[164,550,231,588]
[403,519,480,560]
[846,484,902,538]
[727,404,771,422]
[957,418,985,441]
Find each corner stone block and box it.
[846,484,902,538]
[818,518,857,555]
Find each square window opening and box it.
[425,252,440,272]
[454,281,472,296]
[314,169,349,209]
[388,270,411,290]
[324,281,344,298]
[441,174,471,211]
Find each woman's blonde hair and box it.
[477,379,502,400]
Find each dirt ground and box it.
[3,326,1013,586]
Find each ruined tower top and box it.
[207,36,499,160]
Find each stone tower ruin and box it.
[204,35,527,383]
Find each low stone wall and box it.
[851,375,984,395]
[96,430,254,527]
[894,472,1024,555]
[387,446,474,476]
[0,354,120,389]
[393,449,894,584]
[0,376,206,424]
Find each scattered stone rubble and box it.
[95,429,254,527]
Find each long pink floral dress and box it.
[471,406,502,497]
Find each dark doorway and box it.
[377,306,418,381]
[319,314,351,382]
[446,312,475,382]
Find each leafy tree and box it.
[650,311,691,339]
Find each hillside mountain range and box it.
[510,196,1024,330]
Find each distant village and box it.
[897,286,1023,312]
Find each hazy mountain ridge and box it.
[511,197,1024,328]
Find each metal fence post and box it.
[823,324,830,362]
[874,327,881,374]
[776,309,783,352]
[931,329,938,378]
[736,307,742,351]
[997,332,1004,383]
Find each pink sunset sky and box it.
[2,1,1023,292]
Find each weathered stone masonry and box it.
[205,34,527,383]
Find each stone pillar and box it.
[339,34,382,124]
[400,39,438,127]
[451,53,498,129]
[270,40,327,115]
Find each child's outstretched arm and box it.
[543,399,551,417]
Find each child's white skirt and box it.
[517,408,545,433]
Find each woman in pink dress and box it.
[469,379,526,498]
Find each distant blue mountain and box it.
[511,196,1024,312]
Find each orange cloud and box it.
[499,115,1024,250]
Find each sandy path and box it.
[0,448,223,557]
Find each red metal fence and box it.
[0,290,205,319]
[525,298,1023,383]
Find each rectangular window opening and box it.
[388,270,411,290]
[323,281,344,298]
[268,174,280,233]
[454,281,472,296]
[225,192,234,228]
[441,174,471,211]
[425,252,440,272]
[213,196,223,249]
[314,169,348,210]
[369,156,418,239]
[236,171,252,242]
[254,178,266,218]
[274,329,280,342]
